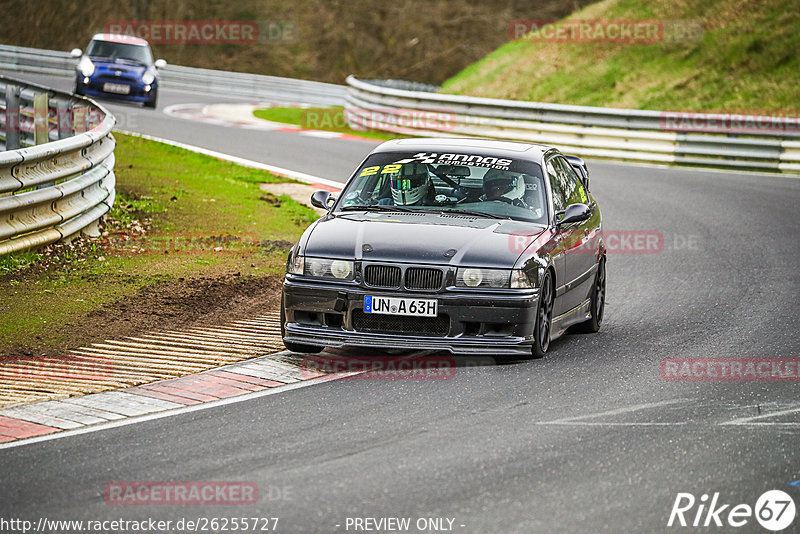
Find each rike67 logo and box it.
[668,490,796,531]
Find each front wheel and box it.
[531,270,554,359]
[572,258,605,334]
[144,89,157,108]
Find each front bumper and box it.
[77,76,156,103]
[282,276,540,356]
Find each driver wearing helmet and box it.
[480,168,528,207]
[383,163,434,206]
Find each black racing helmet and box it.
[483,168,525,202]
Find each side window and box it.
[546,158,568,213]
[556,157,588,205]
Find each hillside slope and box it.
[441,0,799,112]
[1,0,592,85]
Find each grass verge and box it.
[0,132,318,356]
[253,106,404,141]
[441,0,799,112]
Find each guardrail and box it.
[345,77,800,173]
[0,75,115,254]
[0,44,345,107]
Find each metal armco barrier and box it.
[0,44,345,107]
[0,75,115,254]
[345,77,800,173]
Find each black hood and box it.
[302,212,545,268]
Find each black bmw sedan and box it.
[281,138,606,358]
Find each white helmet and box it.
[483,169,525,203]
[390,163,431,205]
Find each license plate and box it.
[364,296,438,317]
[103,83,130,94]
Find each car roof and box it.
[371,137,556,159]
[91,33,150,46]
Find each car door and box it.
[545,157,570,318]
[553,156,598,314]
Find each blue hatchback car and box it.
[71,34,166,108]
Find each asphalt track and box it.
[1,71,799,533]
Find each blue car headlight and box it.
[77,56,95,77]
[142,68,156,85]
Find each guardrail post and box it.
[33,92,53,189]
[56,99,71,140]
[33,92,48,145]
[4,84,20,150]
[73,105,87,134]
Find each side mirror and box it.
[555,203,591,226]
[310,190,336,211]
[154,58,167,69]
[565,154,590,192]
[70,48,82,59]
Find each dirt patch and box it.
[260,182,328,215]
[2,272,284,360]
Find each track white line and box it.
[535,421,689,426]
[719,406,800,425]
[538,399,689,425]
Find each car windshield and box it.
[86,40,153,65]
[335,151,548,224]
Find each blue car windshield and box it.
[87,40,153,65]
[335,152,549,224]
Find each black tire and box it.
[144,96,157,109]
[74,84,83,96]
[280,292,324,354]
[531,270,554,359]
[572,258,606,334]
[280,291,287,338]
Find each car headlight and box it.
[287,250,304,275]
[509,269,534,289]
[306,258,354,280]
[142,68,156,85]
[287,253,354,281]
[456,268,533,289]
[78,56,95,77]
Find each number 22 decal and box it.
[359,164,404,177]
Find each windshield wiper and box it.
[341,205,511,219]
[436,208,510,220]
[340,205,418,213]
